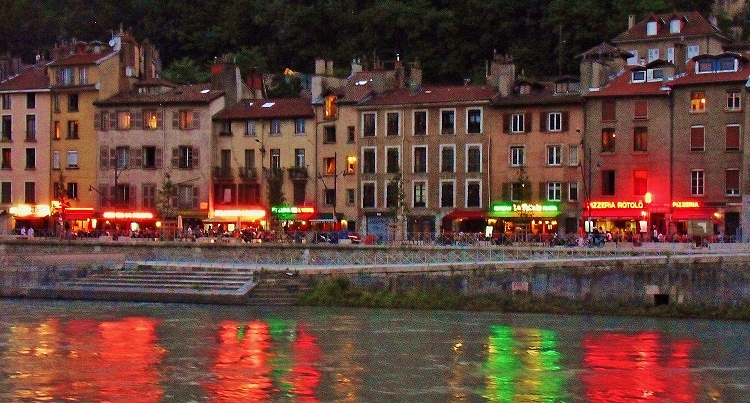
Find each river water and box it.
[0,299,748,402]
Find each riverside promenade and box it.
[1,237,750,308]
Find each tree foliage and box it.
[2,0,724,84]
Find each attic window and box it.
[647,68,664,81]
[696,58,738,74]
[632,70,646,83]
[519,84,531,95]
[646,21,657,36]
[670,19,682,33]
[262,102,275,108]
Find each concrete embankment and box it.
[1,239,750,309]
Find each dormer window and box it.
[647,68,664,82]
[519,84,531,95]
[696,57,738,74]
[670,19,682,33]
[646,21,658,36]
[632,70,646,83]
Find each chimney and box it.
[315,58,326,75]
[673,42,687,73]
[408,58,422,90]
[492,53,515,97]
[325,59,333,76]
[350,58,362,76]
[628,14,635,29]
[394,59,404,89]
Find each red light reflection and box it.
[286,323,322,402]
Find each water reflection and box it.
[0,302,744,401]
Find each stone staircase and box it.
[26,261,310,305]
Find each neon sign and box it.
[214,209,266,218]
[271,206,315,215]
[589,200,644,209]
[102,211,155,219]
[492,203,559,213]
[672,201,700,208]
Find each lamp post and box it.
[644,191,653,241]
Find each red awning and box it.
[586,209,643,219]
[671,208,717,221]
[63,208,94,220]
[443,209,489,221]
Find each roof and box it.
[578,42,633,60]
[49,51,116,67]
[0,65,49,92]
[586,66,671,98]
[94,83,224,106]
[214,97,315,120]
[361,85,497,107]
[133,77,178,88]
[612,11,729,43]
[669,55,750,87]
[492,80,584,106]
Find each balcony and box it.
[238,166,258,181]
[287,166,309,181]
[213,166,234,181]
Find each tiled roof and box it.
[95,83,224,106]
[586,66,671,97]
[362,85,497,107]
[578,42,633,60]
[492,80,584,106]
[613,11,728,43]
[214,97,314,120]
[134,77,177,88]
[49,51,115,66]
[0,65,49,92]
[669,57,750,87]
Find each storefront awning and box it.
[586,209,643,219]
[64,207,95,220]
[443,209,489,221]
[310,212,337,222]
[671,208,718,221]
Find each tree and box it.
[161,57,210,85]
[156,174,177,220]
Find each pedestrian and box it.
[27,227,34,239]
[19,226,26,237]
[652,225,658,242]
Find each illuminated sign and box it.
[9,204,51,217]
[672,201,700,208]
[271,206,315,215]
[589,200,644,209]
[492,203,559,213]
[214,209,266,219]
[102,211,155,219]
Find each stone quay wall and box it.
[1,239,749,308]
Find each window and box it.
[413,181,426,207]
[117,111,131,130]
[143,146,158,168]
[467,145,481,173]
[362,112,376,137]
[631,70,646,82]
[25,148,35,169]
[362,148,376,173]
[634,101,647,119]
[691,92,706,112]
[24,182,35,204]
[511,183,526,201]
[568,145,579,166]
[324,126,336,143]
[294,148,305,167]
[546,182,561,201]
[646,21,657,35]
[246,120,255,136]
[26,93,35,109]
[440,145,455,173]
[0,182,9,203]
[53,95,59,113]
[440,109,455,134]
[1,148,10,169]
[142,184,156,209]
[601,170,615,196]
[323,189,336,206]
[726,169,740,196]
[346,155,356,174]
[601,128,616,152]
[346,189,355,206]
[386,147,400,173]
[726,91,741,111]
[440,181,454,207]
[413,146,427,173]
[726,125,740,151]
[467,108,482,134]
[687,45,699,60]
[347,126,355,143]
[67,182,78,200]
[386,112,400,136]
[546,145,562,166]
[627,50,638,66]
[270,119,281,135]
[324,95,337,119]
[66,151,78,169]
[385,181,399,208]
[568,182,579,202]
[666,47,675,62]
[79,67,88,84]
[1,116,10,141]
[269,149,280,172]
[177,146,194,169]
[68,94,78,112]
[510,113,525,133]
[244,149,255,173]
[466,181,481,207]
[670,18,682,33]
[697,57,737,73]
[413,111,427,136]
[547,112,562,131]
[144,111,159,129]
[295,118,305,134]
[647,68,663,81]
[324,157,336,175]
[690,126,705,151]
[510,146,525,166]
[2,94,10,109]
[53,121,60,140]
[633,127,648,152]
[115,147,129,170]
[691,170,704,196]
[52,151,60,169]
[647,48,659,62]
[602,100,616,121]
[633,170,648,195]
[362,182,376,208]
[67,120,79,139]
[176,185,198,209]
[178,110,198,130]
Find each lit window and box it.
[601,128,616,152]
[117,111,131,130]
[324,95,337,119]
[144,111,159,129]
[690,92,706,113]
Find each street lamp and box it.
[644,191,653,241]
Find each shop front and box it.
[670,201,724,238]
[97,209,158,237]
[271,205,316,232]
[490,202,561,239]
[441,209,489,234]
[8,203,53,235]
[207,207,267,234]
[585,199,654,240]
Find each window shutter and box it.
[539,182,546,201]
[109,112,116,128]
[99,184,108,207]
[156,111,163,129]
[726,125,740,150]
[502,114,510,133]
[192,148,200,167]
[501,182,510,199]
[133,110,143,129]
[690,126,704,150]
[171,148,178,168]
[155,147,163,168]
[524,113,532,133]
[539,112,547,132]
[109,148,116,168]
[561,112,569,131]
[602,101,616,121]
[94,112,101,130]
[172,111,179,129]
[129,184,136,207]
[192,186,199,208]
[99,146,109,170]
[101,111,109,130]
[132,147,143,167]
[193,112,201,129]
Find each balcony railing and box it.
[238,166,258,180]
[288,166,309,181]
[213,166,234,180]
